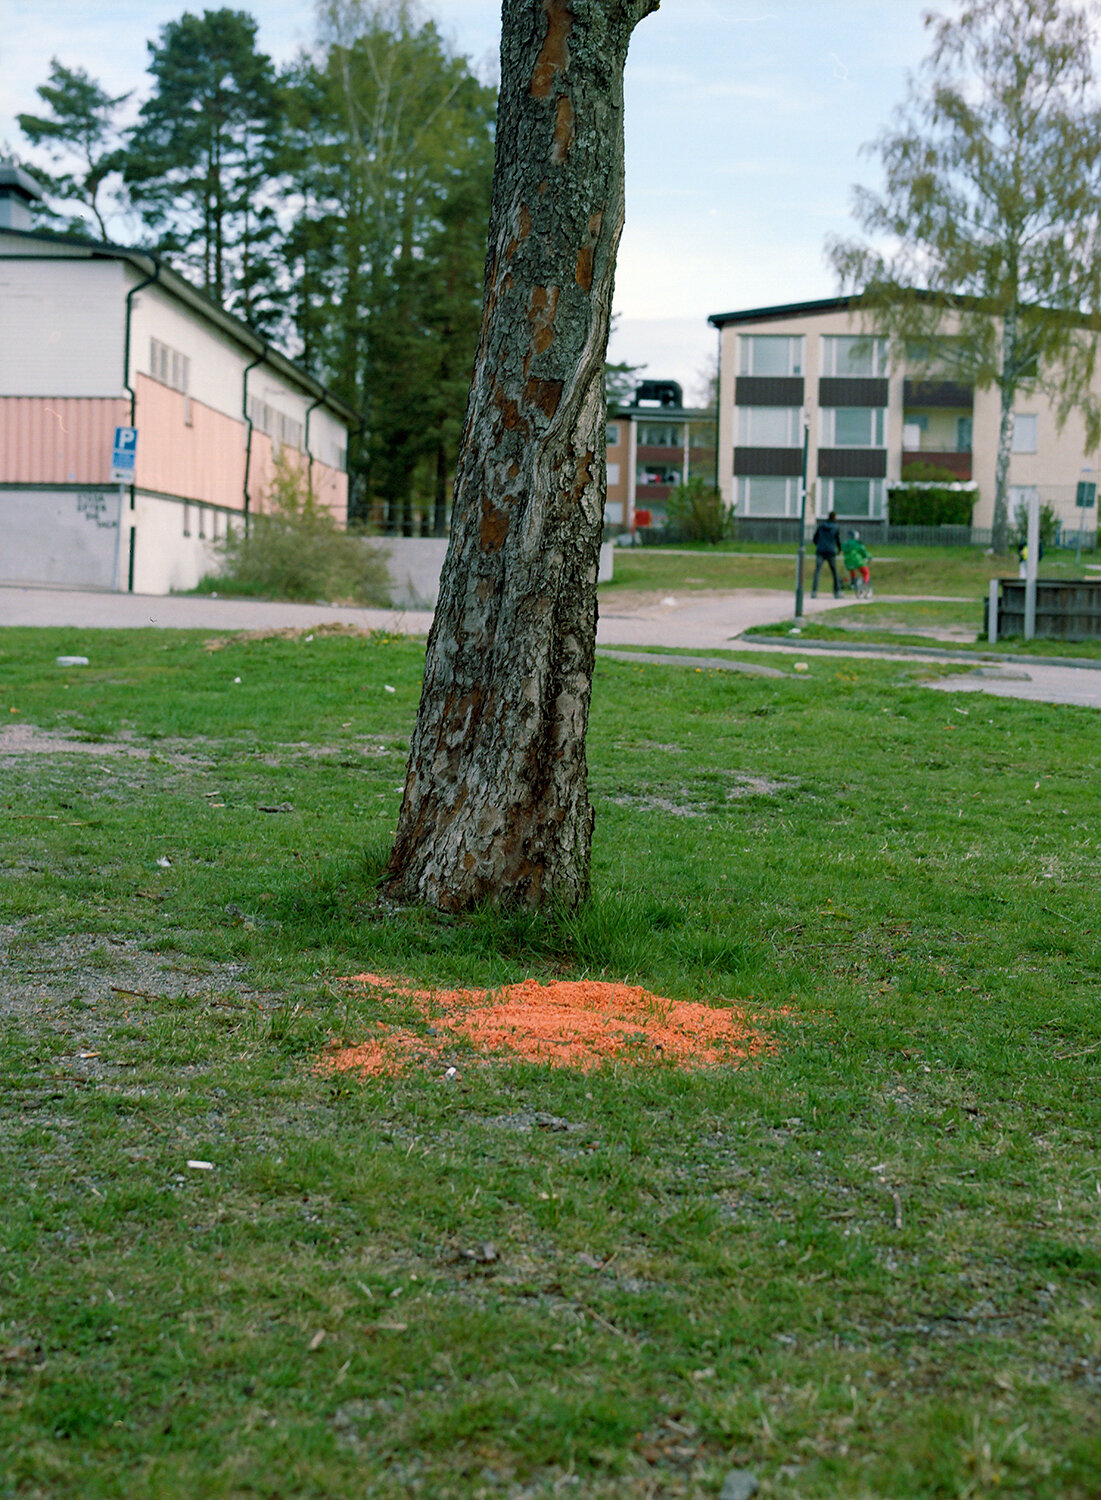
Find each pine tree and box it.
[124,8,281,326]
[17,59,130,239]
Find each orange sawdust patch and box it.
[317,972,778,1077]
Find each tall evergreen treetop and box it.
[16,59,131,239]
[125,8,280,322]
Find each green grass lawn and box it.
[1,626,1098,1498]
[605,542,1096,601]
[744,599,1101,660]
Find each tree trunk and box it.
[992,304,1019,555]
[382,0,658,913]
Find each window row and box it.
[150,337,190,394]
[738,334,889,379]
[737,406,885,447]
[736,476,886,520]
[248,396,304,453]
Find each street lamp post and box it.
[793,411,811,621]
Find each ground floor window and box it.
[822,478,885,519]
[736,475,799,517]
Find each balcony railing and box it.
[901,449,972,481]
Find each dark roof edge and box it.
[0,226,359,427]
[708,296,860,328]
[708,287,1101,331]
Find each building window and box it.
[1012,414,1038,453]
[738,335,803,377]
[607,462,621,485]
[821,335,889,378]
[736,406,801,446]
[638,421,684,447]
[606,422,620,445]
[824,408,886,446]
[248,396,304,453]
[150,337,190,393]
[956,416,973,451]
[641,465,682,485]
[736,475,798,517]
[824,478,885,519]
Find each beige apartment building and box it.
[708,295,1100,540]
[605,380,716,531]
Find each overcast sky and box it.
[0,0,937,399]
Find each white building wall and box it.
[0,255,125,396]
[308,403,348,472]
[129,490,224,595]
[128,276,248,422]
[0,487,121,588]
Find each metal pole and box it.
[114,482,126,592]
[794,411,810,621]
[987,577,999,644]
[1024,489,1039,640]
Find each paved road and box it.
[2,582,1098,709]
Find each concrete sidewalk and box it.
[2,582,1098,709]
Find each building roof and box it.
[708,296,859,329]
[0,225,358,427]
[609,403,714,421]
[0,163,46,203]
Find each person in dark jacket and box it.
[811,510,843,597]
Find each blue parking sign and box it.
[111,426,138,482]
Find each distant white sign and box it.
[110,426,138,483]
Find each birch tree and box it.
[828,0,1101,553]
[382,0,659,912]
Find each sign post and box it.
[110,427,138,592]
[1024,489,1040,640]
[793,412,811,622]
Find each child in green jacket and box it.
[842,531,871,595]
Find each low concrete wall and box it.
[0,487,121,589]
[376,537,614,608]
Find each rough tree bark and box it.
[382,0,658,912]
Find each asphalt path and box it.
[2,582,1099,709]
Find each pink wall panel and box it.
[0,397,129,483]
[247,432,347,524]
[134,374,246,510]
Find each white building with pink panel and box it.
[0,165,354,595]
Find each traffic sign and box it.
[110,426,138,483]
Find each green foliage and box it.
[124,8,280,325]
[888,479,977,526]
[662,475,731,544]
[200,450,390,604]
[1013,498,1060,550]
[281,1,496,529]
[829,0,1101,551]
[15,58,130,238]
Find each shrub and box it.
[198,452,390,604]
[888,480,977,526]
[663,476,732,544]
[1012,499,1059,551]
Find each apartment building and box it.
[708,295,1099,538]
[0,166,354,594]
[605,380,717,530]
